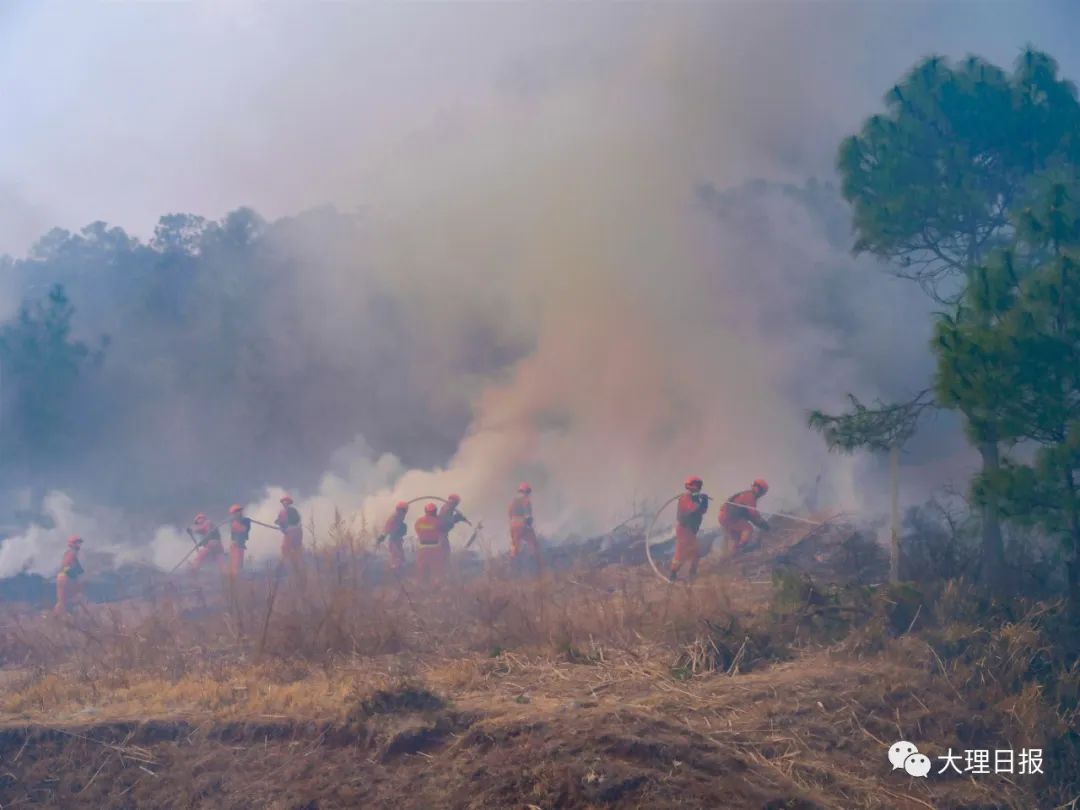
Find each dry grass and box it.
[0,519,1076,808]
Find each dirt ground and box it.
[0,518,1070,809]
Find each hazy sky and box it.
[2,2,1078,255]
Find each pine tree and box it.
[947,170,1080,608]
[834,48,1080,590]
[0,284,102,464]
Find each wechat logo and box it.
[889,741,931,778]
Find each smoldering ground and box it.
[1,4,1076,574]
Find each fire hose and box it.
[643,493,683,585]
[169,518,233,574]
[168,543,201,575]
[405,495,449,511]
[375,495,449,546]
[378,494,475,552]
[463,521,484,549]
[169,514,280,574]
[644,493,839,586]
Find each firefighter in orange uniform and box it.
[228,504,252,577]
[190,513,227,574]
[437,494,470,569]
[54,535,86,616]
[414,502,444,585]
[377,502,410,573]
[276,494,304,579]
[670,476,709,582]
[509,482,542,571]
[718,479,771,552]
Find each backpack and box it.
[724,491,750,521]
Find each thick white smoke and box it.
[10,4,1073,571]
[0,491,152,579]
[205,78,879,553]
[142,12,913,562]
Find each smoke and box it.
[284,18,876,536]
[0,491,151,579]
[5,4,1078,571]
[188,28,897,545]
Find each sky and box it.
[2,2,1078,256]
[0,1,1078,574]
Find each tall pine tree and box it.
[833,48,1080,590]
[941,170,1080,607]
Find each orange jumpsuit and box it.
[437,503,467,559]
[671,492,708,578]
[191,520,226,574]
[509,493,541,568]
[54,549,84,615]
[414,513,444,585]
[718,490,767,549]
[276,505,304,571]
[383,512,408,572]
[229,516,252,577]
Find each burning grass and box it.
[0,520,1076,808]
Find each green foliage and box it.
[0,205,508,517]
[150,213,209,255]
[838,48,1080,302]
[826,47,1080,456]
[836,46,1080,592]
[0,284,103,458]
[932,270,1024,444]
[934,168,1080,592]
[808,390,932,453]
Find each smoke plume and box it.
[3,4,1077,571]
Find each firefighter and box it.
[414,502,444,585]
[437,494,470,566]
[509,482,542,571]
[718,479,771,552]
[228,504,252,577]
[670,476,709,582]
[190,513,227,574]
[377,501,410,573]
[54,535,85,616]
[276,494,304,579]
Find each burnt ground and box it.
[0,710,809,810]
[0,514,1071,809]
[0,650,1038,810]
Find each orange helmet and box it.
[684,475,703,491]
[395,501,408,511]
[447,494,461,504]
[280,494,293,505]
[752,478,769,494]
[424,502,438,515]
[67,535,83,547]
[229,504,244,514]
[518,482,532,494]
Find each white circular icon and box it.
[904,753,931,778]
[888,741,919,770]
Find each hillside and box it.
[0,519,1074,809]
